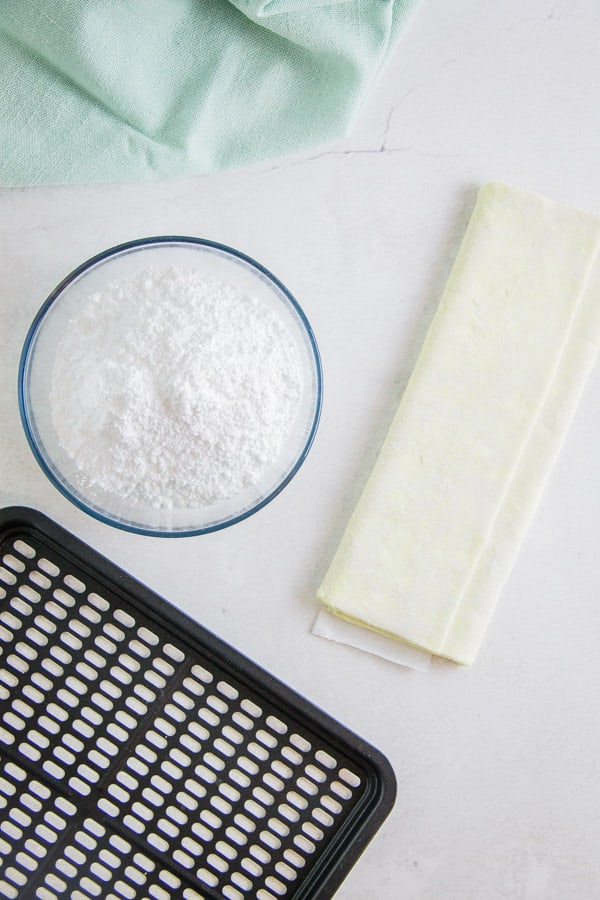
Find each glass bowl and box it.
[19,237,322,536]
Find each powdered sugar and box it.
[50,266,303,509]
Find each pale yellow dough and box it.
[317,183,600,665]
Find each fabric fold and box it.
[317,183,600,665]
[0,0,416,186]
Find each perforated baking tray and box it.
[0,507,396,900]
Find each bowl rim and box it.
[18,235,323,537]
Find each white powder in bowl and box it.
[50,266,304,509]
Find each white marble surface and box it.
[2,0,600,896]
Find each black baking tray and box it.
[0,507,396,899]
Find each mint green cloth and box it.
[0,1,415,186]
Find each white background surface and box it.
[2,0,600,897]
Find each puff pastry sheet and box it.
[317,183,600,665]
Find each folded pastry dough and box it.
[317,182,600,665]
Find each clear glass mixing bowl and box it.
[19,237,322,536]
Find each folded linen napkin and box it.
[0,0,415,186]
[317,183,600,665]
